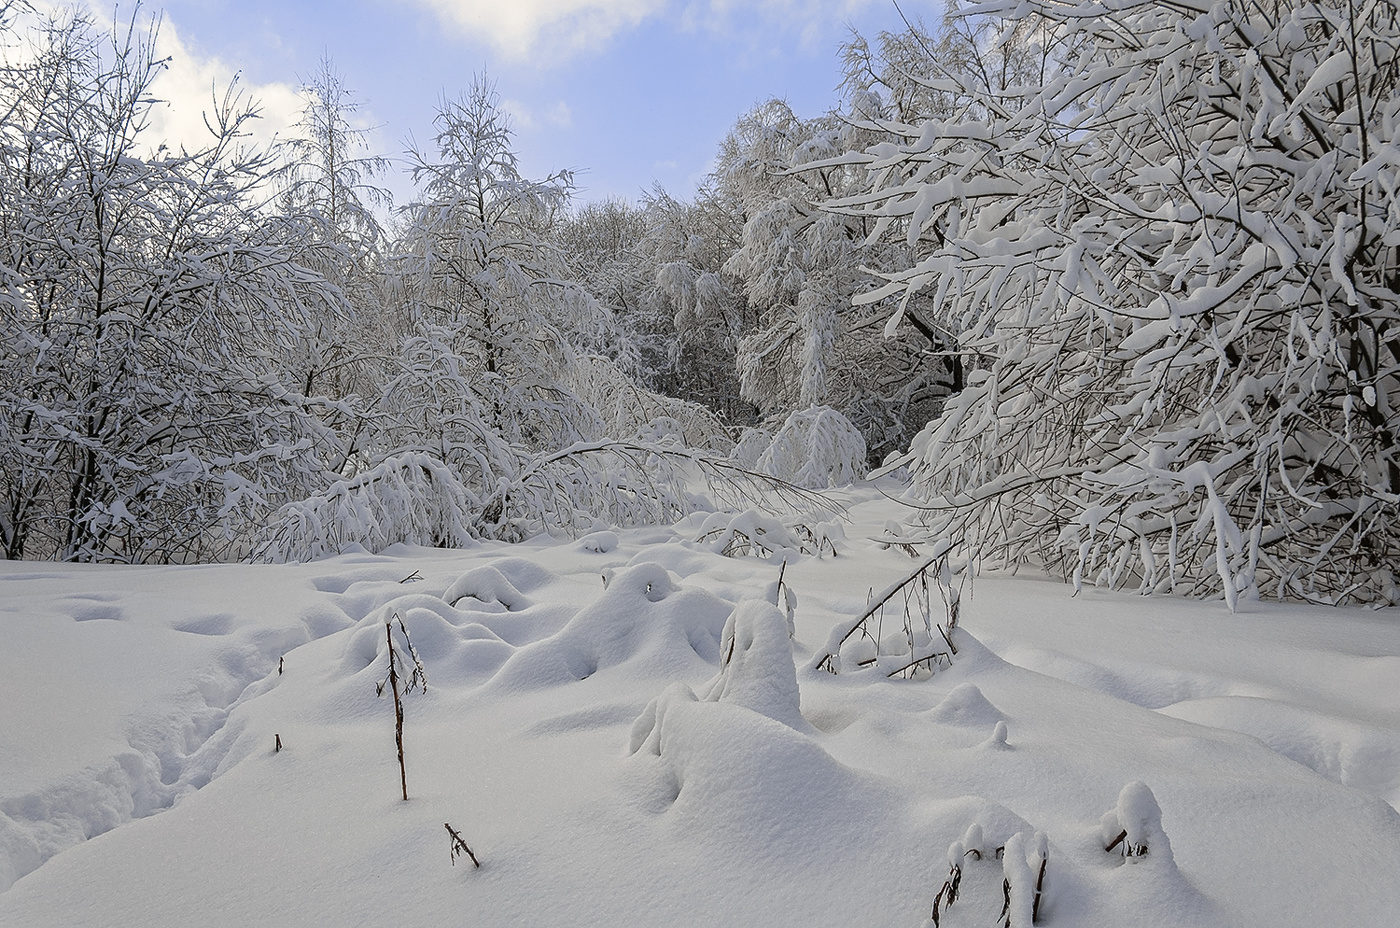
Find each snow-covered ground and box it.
[2,485,1398,927]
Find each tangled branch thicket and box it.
[831,0,1400,606]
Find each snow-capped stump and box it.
[700,599,805,730]
[928,683,1006,729]
[987,720,1010,749]
[443,566,531,612]
[1102,781,1172,865]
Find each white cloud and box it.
[143,22,304,156]
[501,98,574,133]
[546,101,573,128]
[408,0,665,59]
[403,0,883,60]
[16,2,304,156]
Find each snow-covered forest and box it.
[5,0,1395,604]
[3,1,1400,925]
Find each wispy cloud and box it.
[406,0,664,59]
[500,98,574,132]
[16,2,305,155]
[402,0,882,61]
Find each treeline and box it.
[4,1,1397,606]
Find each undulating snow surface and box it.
[2,486,1398,927]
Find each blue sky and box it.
[103,0,929,207]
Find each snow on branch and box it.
[828,0,1400,606]
[810,542,963,678]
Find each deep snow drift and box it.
[2,486,1398,928]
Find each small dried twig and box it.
[399,570,423,584]
[445,822,480,868]
[275,733,282,753]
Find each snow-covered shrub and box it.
[258,453,481,561]
[731,427,775,470]
[750,406,867,490]
[694,510,803,558]
[812,549,962,677]
[568,354,734,453]
[832,0,1400,605]
[693,509,842,559]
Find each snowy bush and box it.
[259,453,481,561]
[693,509,842,559]
[568,355,734,453]
[731,427,776,470]
[812,549,962,677]
[832,0,1400,605]
[748,406,868,490]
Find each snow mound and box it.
[576,530,618,553]
[1101,781,1173,865]
[700,600,807,731]
[340,595,513,687]
[626,685,900,860]
[472,556,557,592]
[1159,696,1400,808]
[928,683,1007,728]
[485,563,730,692]
[443,566,531,612]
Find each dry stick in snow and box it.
[1033,854,1047,923]
[445,822,480,868]
[387,621,407,800]
[378,616,426,801]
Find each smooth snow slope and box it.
[1,487,1397,928]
